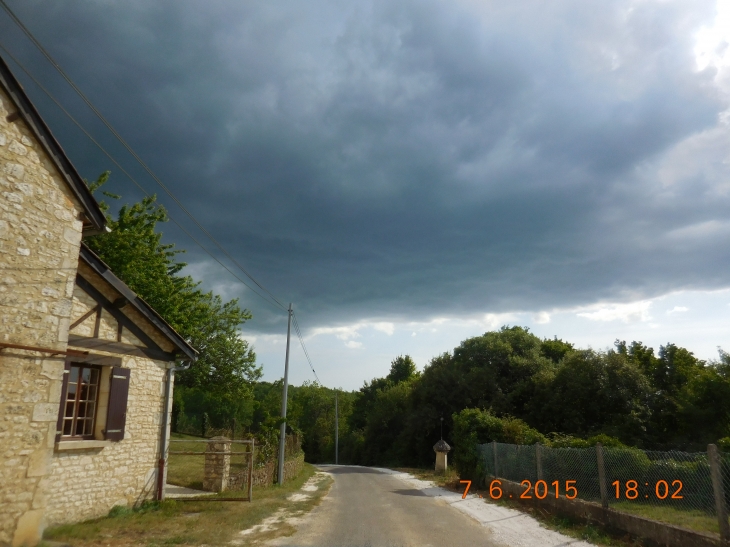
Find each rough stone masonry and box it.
[0,87,84,546]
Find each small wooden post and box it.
[493,440,499,478]
[536,443,543,481]
[596,442,608,509]
[709,444,729,541]
[248,439,255,502]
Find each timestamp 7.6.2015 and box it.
[462,479,580,500]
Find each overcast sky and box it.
[2,0,730,389]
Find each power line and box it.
[292,311,321,385]
[0,0,287,312]
[0,3,325,386]
[0,43,285,312]
[1,44,325,387]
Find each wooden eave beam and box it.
[68,335,178,362]
[0,342,89,357]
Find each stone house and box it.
[0,56,196,546]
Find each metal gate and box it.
[165,438,255,501]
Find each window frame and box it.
[56,354,124,444]
[61,363,102,440]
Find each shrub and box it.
[452,408,546,479]
[717,437,730,452]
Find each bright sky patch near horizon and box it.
[1,0,729,390]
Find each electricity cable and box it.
[292,311,321,385]
[0,42,284,311]
[1,45,325,385]
[0,5,325,386]
[0,0,287,312]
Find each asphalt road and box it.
[272,466,501,547]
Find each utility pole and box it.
[335,390,339,465]
[277,303,293,486]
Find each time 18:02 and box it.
[612,480,683,500]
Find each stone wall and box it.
[44,351,169,525]
[202,437,230,492]
[0,87,85,545]
[227,453,305,491]
[280,453,305,484]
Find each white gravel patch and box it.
[287,493,310,502]
[374,468,594,547]
[233,471,331,544]
[236,509,286,537]
[300,474,325,492]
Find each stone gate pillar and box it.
[203,436,231,492]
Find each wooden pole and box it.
[335,391,339,465]
[709,444,729,541]
[248,440,255,502]
[277,304,293,486]
[493,440,498,478]
[596,442,608,509]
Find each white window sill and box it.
[55,440,111,451]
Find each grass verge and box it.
[43,463,332,547]
[610,502,719,535]
[166,433,252,490]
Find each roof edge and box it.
[78,244,198,361]
[0,54,106,233]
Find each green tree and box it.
[288,383,356,463]
[387,355,419,383]
[85,172,261,403]
[531,350,651,445]
[540,336,574,363]
[361,380,415,465]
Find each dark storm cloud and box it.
[1,0,727,330]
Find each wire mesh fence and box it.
[477,441,729,536]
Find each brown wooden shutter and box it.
[55,360,72,443]
[105,366,130,441]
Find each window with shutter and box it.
[57,362,102,440]
[105,366,130,441]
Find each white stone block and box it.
[62,227,80,245]
[3,162,24,178]
[8,140,27,155]
[31,403,58,423]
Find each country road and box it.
[269,466,593,547]
[270,465,498,546]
